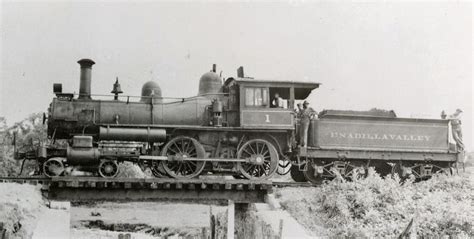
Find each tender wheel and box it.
[290,165,307,182]
[43,158,65,178]
[447,166,455,176]
[303,160,324,184]
[161,136,206,179]
[98,160,119,178]
[375,162,393,177]
[237,139,279,180]
[391,162,403,178]
[344,162,367,181]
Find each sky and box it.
[0,1,472,150]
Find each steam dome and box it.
[198,72,222,96]
[140,81,162,103]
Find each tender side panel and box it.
[309,117,450,152]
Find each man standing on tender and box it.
[299,101,317,147]
[448,108,464,151]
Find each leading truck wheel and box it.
[161,136,206,179]
[303,160,324,184]
[43,157,65,178]
[98,160,120,178]
[237,139,279,180]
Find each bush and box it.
[0,183,46,239]
[117,162,149,178]
[278,169,473,238]
[0,113,46,176]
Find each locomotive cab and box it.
[224,78,320,129]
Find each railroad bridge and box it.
[45,177,273,203]
[1,177,306,238]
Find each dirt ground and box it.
[71,201,226,238]
[0,183,46,239]
[71,228,158,239]
[0,181,228,238]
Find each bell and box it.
[111,77,123,94]
[111,77,123,100]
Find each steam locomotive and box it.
[15,59,460,183]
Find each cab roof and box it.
[224,77,320,100]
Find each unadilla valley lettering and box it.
[329,132,431,141]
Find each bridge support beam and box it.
[228,201,254,239]
[227,200,235,239]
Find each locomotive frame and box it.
[16,58,320,181]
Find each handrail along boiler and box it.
[14,59,460,182]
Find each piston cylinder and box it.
[67,136,99,165]
[99,126,166,142]
[67,147,100,165]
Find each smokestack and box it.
[237,66,244,78]
[77,58,95,100]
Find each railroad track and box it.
[0,176,316,202]
[0,176,316,188]
[0,176,50,184]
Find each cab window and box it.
[245,87,268,107]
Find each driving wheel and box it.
[236,139,279,180]
[161,136,206,179]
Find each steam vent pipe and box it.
[78,58,95,100]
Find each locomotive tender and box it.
[15,59,460,183]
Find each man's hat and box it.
[303,100,309,105]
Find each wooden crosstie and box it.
[1,177,273,203]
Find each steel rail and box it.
[271,181,317,187]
